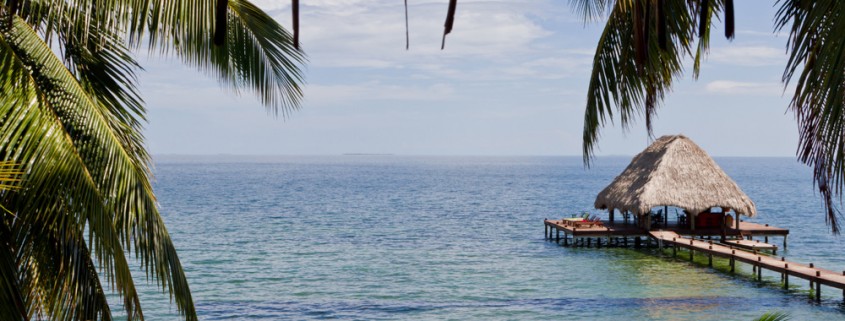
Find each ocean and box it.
[136,156,845,320]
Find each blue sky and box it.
[139,0,796,157]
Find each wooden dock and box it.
[722,239,778,254]
[543,218,845,300]
[650,231,845,301]
[543,218,789,247]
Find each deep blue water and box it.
[135,156,845,320]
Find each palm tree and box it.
[0,0,304,320]
[572,0,845,233]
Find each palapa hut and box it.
[594,135,756,231]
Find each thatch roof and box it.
[594,135,756,217]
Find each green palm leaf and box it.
[0,14,192,320]
[0,15,146,320]
[581,0,696,165]
[753,311,790,321]
[777,0,845,233]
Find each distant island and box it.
[343,153,395,156]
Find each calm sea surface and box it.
[135,156,845,320]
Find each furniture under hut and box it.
[594,135,756,238]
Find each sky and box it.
[139,0,798,157]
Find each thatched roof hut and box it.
[594,134,756,217]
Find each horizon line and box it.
[151,153,800,158]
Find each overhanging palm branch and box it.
[777,0,845,233]
[1,14,150,320]
[1,0,305,320]
[579,0,708,164]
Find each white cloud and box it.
[258,1,560,75]
[736,29,787,38]
[709,46,785,66]
[303,82,455,104]
[705,80,784,95]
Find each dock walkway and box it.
[649,231,845,301]
[543,218,789,247]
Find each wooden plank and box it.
[649,231,845,291]
[722,239,778,251]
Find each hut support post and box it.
[609,209,614,223]
[784,274,789,289]
[729,257,735,272]
[691,214,696,231]
[816,281,821,302]
[556,229,560,242]
[708,254,713,267]
[783,235,788,249]
[544,225,548,239]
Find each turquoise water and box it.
[137,156,845,320]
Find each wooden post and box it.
[783,235,788,249]
[691,213,696,231]
[673,244,677,257]
[784,264,789,289]
[690,248,694,261]
[730,257,735,272]
[708,253,713,267]
[556,229,560,242]
[765,235,768,243]
[563,233,569,246]
[816,270,821,302]
[609,208,614,223]
[587,238,592,247]
[545,224,548,239]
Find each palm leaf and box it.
[211,0,306,117]
[15,0,305,116]
[777,0,845,233]
[0,13,204,319]
[0,14,146,320]
[582,0,694,165]
[753,311,790,321]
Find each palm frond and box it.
[208,0,306,117]
[582,0,694,165]
[753,311,791,321]
[0,14,146,320]
[16,0,305,115]
[0,218,26,321]
[777,0,845,234]
[569,0,628,21]
[14,220,114,321]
